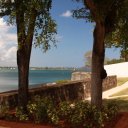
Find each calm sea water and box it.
[0,69,73,92]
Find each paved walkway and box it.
[86,81,128,100]
[103,81,128,99]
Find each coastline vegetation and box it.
[0,96,118,128]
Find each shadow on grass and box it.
[110,88,128,97]
[117,77,128,86]
[103,97,128,112]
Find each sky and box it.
[0,0,120,67]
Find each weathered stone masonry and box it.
[0,75,117,108]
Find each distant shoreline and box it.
[0,69,73,93]
[0,67,78,72]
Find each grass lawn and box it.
[106,77,128,111]
[104,97,128,112]
[109,77,128,97]
[117,77,128,86]
[108,91,128,111]
[105,77,128,112]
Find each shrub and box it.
[27,95,59,124]
[0,103,9,119]
[15,107,29,121]
[103,101,119,120]
[13,96,118,127]
[57,101,119,128]
[58,101,73,122]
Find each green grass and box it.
[56,80,70,84]
[110,88,128,97]
[117,77,128,86]
[109,77,128,97]
[104,97,128,112]
[105,77,128,112]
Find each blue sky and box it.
[0,0,120,67]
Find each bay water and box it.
[0,69,73,92]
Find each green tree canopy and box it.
[0,0,57,110]
[73,0,127,108]
[84,50,92,67]
[0,0,57,51]
[105,2,128,61]
[84,50,110,67]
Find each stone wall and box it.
[103,76,117,91]
[0,75,117,108]
[71,72,117,97]
[71,72,91,81]
[82,75,117,98]
[29,82,84,103]
[0,82,84,108]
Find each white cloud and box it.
[0,18,17,66]
[56,35,63,42]
[2,46,17,61]
[60,10,72,17]
[0,18,6,26]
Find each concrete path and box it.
[103,81,128,99]
[86,81,128,100]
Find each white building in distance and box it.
[104,62,128,77]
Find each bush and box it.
[0,103,9,119]
[57,101,119,128]
[27,96,59,124]
[15,106,29,121]
[58,101,73,122]
[103,101,119,120]
[14,96,118,127]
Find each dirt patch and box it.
[0,120,54,128]
[114,112,128,128]
[0,112,128,128]
[104,112,128,128]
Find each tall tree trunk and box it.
[91,22,107,109]
[124,45,128,61]
[125,54,128,61]
[15,0,36,110]
[15,0,29,110]
[17,46,30,110]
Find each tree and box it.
[105,0,128,61]
[84,50,110,67]
[84,50,92,67]
[106,58,124,65]
[73,0,126,108]
[105,16,128,61]
[0,0,57,111]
